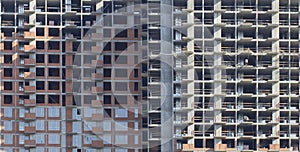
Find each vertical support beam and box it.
[160,0,173,151]
[272,0,280,146]
[213,0,223,147]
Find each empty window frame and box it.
[114,55,127,64]
[115,69,127,77]
[48,55,59,63]
[48,68,60,77]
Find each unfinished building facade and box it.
[2,0,300,151]
[141,0,300,151]
[0,0,142,151]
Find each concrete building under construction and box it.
[0,0,141,151]
[1,0,300,152]
[141,0,300,151]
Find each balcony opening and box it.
[48,95,59,104]
[4,41,12,50]
[72,82,80,94]
[4,82,12,90]
[174,0,186,8]
[104,55,111,64]
[103,42,111,51]
[149,29,160,40]
[84,95,95,104]
[48,68,60,77]
[206,139,214,148]
[239,55,256,66]
[115,42,127,51]
[47,0,60,12]
[71,68,79,80]
[73,42,80,52]
[115,82,127,91]
[36,81,45,90]
[36,54,45,63]
[36,95,45,104]
[104,95,111,104]
[104,108,112,118]
[83,69,94,78]
[114,55,127,64]
[104,29,111,38]
[114,1,126,12]
[204,13,214,24]
[222,28,235,39]
[36,28,44,36]
[48,41,60,50]
[83,82,94,91]
[82,5,91,13]
[83,42,95,52]
[73,95,81,106]
[291,29,299,39]
[36,41,44,49]
[240,84,255,94]
[279,56,289,68]
[2,15,15,26]
[103,69,111,77]
[115,95,127,104]
[204,69,212,80]
[241,138,256,150]
[49,28,59,37]
[115,29,127,38]
[115,69,127,77]
[104,1,112,13]
[194,139,203,148]
[104,82,111,91]
[4,95,12,104]
[36,14,45,25]
[113,15,127,25]
[48,55,59,63]
[291,84,298,95]
[36,0,45,12]
[68,29,81,39]
[83,15,95,26]
[103,15,112,26]
[47,15,61,26]
[291,71,299,81]
[4,68,12,77]
[84,55,96,64]
[2,28,14,37]
[279,98,289,110]
[194,69,203,80]
[4,55,12,64]
[48,81,59,90]
[2,1,15,12]
[36,68,44,76]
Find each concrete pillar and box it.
[160,0,173,151]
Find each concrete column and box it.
[272,0,280,145]
[160,0,173,151]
